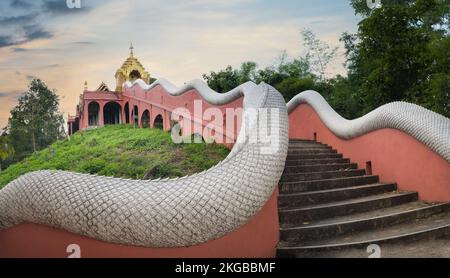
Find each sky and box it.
[0,0,361,129]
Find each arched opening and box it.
[103,102,122,125]
[154,114,163,130]
[124,102,130,124]
[129,70,141,81]
[88,102,100,126]
[133,105,139,127]
[141,110,150,128]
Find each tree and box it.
[344,0,450,116]
[238,61,258,84]
[8,79,65,160]
[301,29,338,81]
[275,77,315,102]
[0,135,14,172]
[202,65,240,93]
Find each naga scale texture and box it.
[0,79,289,248]
[287,90,450,162]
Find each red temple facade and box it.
[67,45,153,135]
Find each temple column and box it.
[83,101,89,130]
[164,110,170,131]
[121,103,126,124]
[150,105,154,128]
[99,102,104,127]
[138,102,142,128]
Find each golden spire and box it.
[84,81,88,91]
[129,42,134,58]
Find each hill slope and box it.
[0,125,230,189]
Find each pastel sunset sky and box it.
[0,0,360,129]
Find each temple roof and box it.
[115,44,150,81]
[96,82,110,92]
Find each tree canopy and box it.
[346,0,450,116]
[7,79,65,162]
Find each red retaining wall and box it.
[289,104,450,202]
[0,190,279,258]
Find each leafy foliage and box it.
[7,79,65,162]
[0,135,15,172]
[345,0,450,116]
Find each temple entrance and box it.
[154,114,163,130]
[129,70,141,81]
[141,110,150,128]
[124,102,130,124]
[88,102,100,126]
[103,102,122,125]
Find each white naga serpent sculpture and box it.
[288,90,450,163]
[0,79,289,248]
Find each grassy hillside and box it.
[0,125,230,189]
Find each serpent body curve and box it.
[0,80,288,248]
[288,90,450,162]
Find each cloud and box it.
[72,41,93,45]
[26,74,38,80]
[0,0,94,49]
[0,13,38,25]
[38,64,60,69]
[0,90,23,100]
[0,26,53,48]
[12,47,28,52]
[10,0,30,9]
[23,25,53,40]
[0,36,16,48]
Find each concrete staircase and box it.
[277,140,450,258]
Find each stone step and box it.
[277,210,450,258]
[287,153,343,160]
[280,175,380,194]
[289,139,323,143]
[285,158,351,167]
[281,169,366,183]
[279,191,419,225]
[283,163,358,174]
[280,202,450,243]
[285,238,450,258]
[287,148,336,154]
[278,183,397,208]
[289,141,328,147]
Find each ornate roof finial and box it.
[84,81,88,91]
[130,42,134,57]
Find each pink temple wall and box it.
[78,86,244,146]
[289,104,450,202]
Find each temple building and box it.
[67,44,153,135]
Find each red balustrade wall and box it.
[289,104,450,202]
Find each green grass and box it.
[0,125,230,189]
